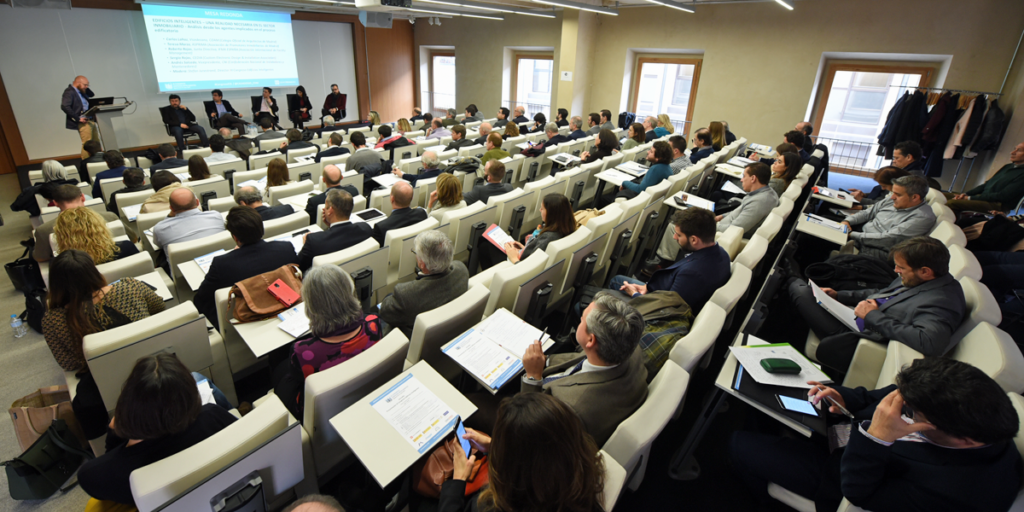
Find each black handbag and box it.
[1,419,94,500]
[5,241,44,294]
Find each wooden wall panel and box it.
[365,23,415,124]
[0,73,25,174]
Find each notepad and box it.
[728,338,832,388]
[194,249,226,274]
[549,153,581,165]
[371,374,456,454]
[728,156,756,167]
[805,214,850,233]
[482,224,515,253]
[277,303,310,337]
[722,180,746,195]
[122,203,143,222]
[809,280,861,332]
[600,169,635,185]
[617,160,650,177]
[443,308,552,392]
[372,174,403,188]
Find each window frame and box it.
[512,52,554,111]
[427,50,456,115]
[629,56,703,139]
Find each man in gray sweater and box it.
[842,175,935,261]
[345,131,383,173]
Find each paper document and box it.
[196,379,216,406]
[372,174,403,188]
[549,153,580,165]
[727,156,755,167]
[371,374,457,454]
[809,280,861,332]
[237,177,267,192]
[277,303,310,337]
[600,169,635,186]
[721,180,746,195]
[174,172,189,182]
[675,193,716,212]
[482,224,515,254]
[728,338,832,388]
[805,214,849,233]
[515,142,532,150]
[617,160,650,176]
[122,204,143,222]
[499,156,514,164]
[443,330,523,389]
[475,308,552,357]
[271,226,319,254]
[194,249,226,274]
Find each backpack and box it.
[805,254,898,291]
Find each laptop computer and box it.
[91,97,115,106]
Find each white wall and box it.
[0,8,359,161]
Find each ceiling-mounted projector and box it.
[355,0,412,11]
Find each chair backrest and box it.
[267,181,314,206]
[383,217,439,283]
[166,231,235,283]
[137,210,170,233]
[302,330,410,475]
[262,211,309,239]
[600,153,625,173]
[925,187,947,205]
[601,362,689,488]
[484,251,549,316]
[232,168,268,187]
[258,138,287,151]
[930,221,967,247]
[617,191,650,229]
[408,285,490,380]
[717,225,744,261]
[188,176,231,206]
[207,158,247,179]
[130,395,301,512]
[87,161,109,180]
[771,197,794,221]
[709,263,752,313]
[669,303,727,373]
[312,237,379,268]
[948,244,983,281]
[501,135,526,154]
[948,322,1024,394]
[207,196,236,213]
[781,182,802,201]
[100,178,125,204]
[286,146,317,164]
[542,225,593,274]
[96,251,155,283]
[182,147,212,160]
[441,202,493,257]
[735,234,769,270]
[250,151,284,170]
[931,202,955,225]
[753,213,784,242]
[585,204,622,268]
[952,276,1002,346]
[85,198,107,217]
[287,161,320,185]
[644,179,672,204]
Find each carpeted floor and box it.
[0,173,91,511]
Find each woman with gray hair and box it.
[11,159,82,216]
[273,265,381,419]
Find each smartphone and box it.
[267,279,300,307]
[455,417,472,458]
[291,229,310,238]
[776,394,819,417]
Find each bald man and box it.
[282,494,344,512]
[372,180,428,245]
[219,127,255,159]
[473,122,493,146]
[151,188,227,253]
[304,164,359,224]
[61,75,99,159]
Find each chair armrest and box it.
[874,341,924,389]
[841,339,888,389]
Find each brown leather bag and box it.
[230,264,303,323]
[412,437,488,498]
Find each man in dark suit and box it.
[160,95,209,154]
[567,116,587,141]
[305,165,358,224]
[410,107,424,123]
[473,123,493,146]
[91,150,129,200]
[79,140,105,183]
[689,129,715,163]
[493,107,510,128]
[520,291,648,446]
[788,236,966,378]
[193,206,299,329]
[392,150,443,187]
[253,118,283,145]
[106,168,150,215]
[217,127,255,160]
[796,121,815,153]
[278,128,319,158]
[315,132,350,163]
[150,144,188,171]
[298,189,374,271]
[373,181,428,246]
[378,231,469,338]
[533,123,570,153]
[61,75,97,159]
[784,130,811,162]
[444,125,477,152]
[730,357,1022,512]
[205,89,248,136]
[511,106,530,125]
[643,116,658,143]
[463,160,514,205]
[234,186,294,221]
[252,87,280,129]
[322,84,347,121]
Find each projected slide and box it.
[142,4,299,92]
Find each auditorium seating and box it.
[406,284,491,380]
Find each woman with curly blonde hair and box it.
[54,207,139,264]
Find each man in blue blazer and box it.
[298,188,374,271]
[61,76,98,159]
[611,207,730,314]
[193,206,299,329]
[689,129,715,163]
[372,181,428,246]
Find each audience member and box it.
[151,188,226,253]
[219,127,255,159]
[205,89,247,136]
[480,132,510,166]
[160,94,209,152]
[194,207,299,329]
[319,115,345,136]
[105,167,149,215]
[425,118,451,140]
[527,112,548,134]
[555,107,570,127]
[614,208,730,313]
[585,112,602,136]
[520,291,647,445]
[580,129,617,164]
[150,144,188,172]
[273,265,380,418]
[689,129,714,163]
[392,150,442,187]
[512,106,530,125]
[279,128,318,158]
[204,134,235,163]
[445,124,475,152]
[530,122,570,154]
[427,173,468,221]
[783,130,811,162]
[12,159,79,217]
[42,250,165,440]
[847,166,910,209]
[282,494,345,512]
[79,140,105,183]
[769,151,802,196]
[373,181,428,245]
[345,131,384,173]
[235,186,294,220]
[787,236,965,376]
[668,135,692,174]
[480,193,576,269]
[657,114,675,136]
[494,107,510,128]
[91,150,129,199]
[643,116,659,142]
[722,120,737,144]
[304,164,358,224]
[410,107,425,123]
[35,185,118,262]
[396,118,413,135]
[375,124,413,157]
[891,140,924,174]
[54,207,138,264]
[79,354,236,506]
[841,175,935,260]
[254,117,281,143]
[709,121,727,150]
[441,393,606,512]
[624,123,646,151]
[187,155,211,182]
[716,162,779,236]
[599,109,615,131]
[465,103,484,123]
[795,121,815,153]
[502,121,521,140]
[463,160,514,205]
[472,122,493,146]
[140,170,185,214]
[379,231,468,337]
[730,357,1020,512]
[944,141,1024,213]
[298,188,374,271]
[567,116,587,140]
[315,132,350,163]
[264,158,291,204]
[618,140,673,200]
[442,108,458,128]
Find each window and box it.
[428,52,456,115]
[512,55,553,119]
[630,57,701,137]
[813,63,935,175]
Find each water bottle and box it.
[10,314,26,339]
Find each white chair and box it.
[262,211,309,239]
[258,138,287,151]
[709,263,752,313]
[302,330,409,479]
[206,196,236,213]
[770,197,794,222]
[383,217,439,285]
[250,151,284,170]
[716,225,745,261]
[735,234,769,270]
[947,322,1024,394]
[483,251,549,316]
[311,238,379,268]
[95,251,157,283]
[188,176,231,207]
[948,244,983,281]
[782,182,802,202]
[182,147,212,160]
[602,362,689,491]
[925,187,947,205]
[668,303,727,374]
[268,181,315,206]
[286,145,318,164]
[952,276,1002,346]
[931,202,955,224]
[406,284,490,380]
[542,226,594,301]
[930,221,967,247]
[165,231,235,302]
[584,204,623,272]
